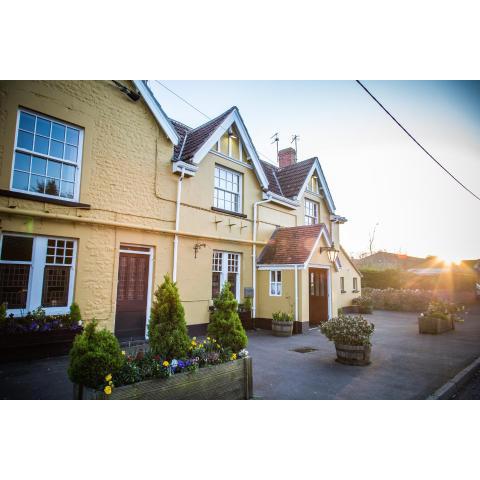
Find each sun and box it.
[440,256,461,267]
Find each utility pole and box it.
[291,134,300,162]
[271,132,279,161]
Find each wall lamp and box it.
[320,243,339,264]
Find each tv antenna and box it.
[291,134,300,162]
[271,132,279,160]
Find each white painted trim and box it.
[190,109,269,190]
[133,81,179,146]
[212,250,241,302]
[213,164,243,215]
[308,264,332,320]
[263,191,299,209]
[304,224,341,271]
[172,161,198,176]
[269,270,282,296]
[294,265,298,322]
[10,108,84,203]
[296,158,336,213]
[257,264,305,270]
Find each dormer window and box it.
[305,199,319,225]
[307,175,319,194]
[214,165,242,213]
[214,126,248,163]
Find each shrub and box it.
[68,320,124,389]
[320,314,375,346]
[422,299,465,322]
[208,282,247,353]
[362,287,433,312]
[351,296,373,313]
[0,303,6,330]
[272,311,294,322]
[67,302,82,327]
[148,275,190,360]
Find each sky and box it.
[149,80,480,263]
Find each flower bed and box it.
[0,305,83,362]
[418,300,465,334]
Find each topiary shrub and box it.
[208,282,247,353]
[148,275,190,360]
[68,320,124,389]
[67,302,82,327]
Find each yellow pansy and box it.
[105,374,112,382]
[163,360,169,367]
[121,351,126,356]
[231,353,237,360]
[104,385,112,395]
[207,337,211,341]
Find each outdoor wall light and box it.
[193,242,207,258]
[228,127,237,139]
[320,243,339,264]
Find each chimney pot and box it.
[278,147,296,168]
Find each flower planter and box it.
[0,328,82,362]
[271,320,293,337]
[73,356,253,400]
[335,343,371,366]
[418,315,454,334]
[239,310,254,330]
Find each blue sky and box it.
[150,80,480,262]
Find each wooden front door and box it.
[309,268,329,325]
[115,252,150,340]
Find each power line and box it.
[151,80,276,164]
[356,80,480,202]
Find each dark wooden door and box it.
[309,268,329,325]
[115,252,149,340]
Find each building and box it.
[0,80,361,338]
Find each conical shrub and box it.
[208,282,247,352]
[148,274,190,360]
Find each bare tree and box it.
[368,222,379,256]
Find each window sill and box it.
[352,290,360,293]
[341,290,346,294]
[0,189,90,209]
[211,206,247,218]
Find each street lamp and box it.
[320,243,339,264]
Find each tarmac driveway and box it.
[1,307,479,400]
[247,307,480,399]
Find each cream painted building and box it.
[0,80,361,339]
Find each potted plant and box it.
[351,296,373,314]
[418,300,464,334]
[320,313,375,365]
[238,297,254,330]
[271,311,294,337]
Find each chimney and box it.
[278,147,296,168]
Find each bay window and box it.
[211,251,240,300]
[11,109,83,201]
[0,233,77,315]
[214,165,242,213]
[305,199,319,225]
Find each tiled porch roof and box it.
[257,224,326,265]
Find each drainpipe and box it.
[294,264,298,323]
[173,167,185,282]
[252,196,272,318]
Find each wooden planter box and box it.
[0,328,82,362]
[335,343,371,366]
[272,320,293,337]
[418,315,454,334]
[73,356,253,400]
[239,310,254,330]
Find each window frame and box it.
[307,175,319,194]
[304,198,319,225]
[269,270,282,297]
[340,276,345,293]
[213,164,243,214]
[353,277,358,292]
[0,232,77,316]
[10,108,84,203]
[211,250,241,301]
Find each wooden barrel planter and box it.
[272,320,293,337]
[73,356,253,400]
[418,315,454,334]
[335,344,371,366]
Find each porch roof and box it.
[256,224,326,266]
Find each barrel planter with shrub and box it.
[238,297,254,330]
[271,311,294,337]
[351,296,373,314]
[320,314,375,366]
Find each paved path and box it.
[247,307,480,399]
[1,307,479,399]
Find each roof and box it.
[257,224,324,265]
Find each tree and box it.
[208,282,247,353]
[148,275,190,360]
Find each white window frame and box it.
[213,165,242,214]
[353,277,358,292]
[307,175,319,194]
[304,199,319,225]
[269,270,282,296]
[0,232,77,317]
[340,276,345,293]
[211,250,241,301]
[10,108,84,202]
